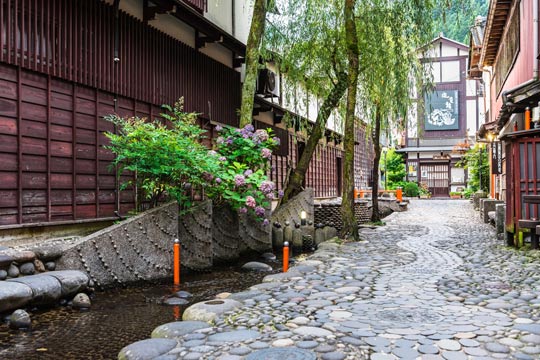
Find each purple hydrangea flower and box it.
[261,148,272,159]
[266,192,274,199]
[208,150,218,156]
[262,219,269,226]
[244,169,253,177]
[202,172,213,181]
[254,129,269,142]
[239,207,248,214]
[244,124,255,132]
[216,137,224,144]
[226,137,233,145]
[272,137,281,146]
[219,156,227,162]
[215,125,223,132]
[278,190,284,198]
[255,206,265,217]
[245,196,256,208]
[215,177,222,184]
[259,180,275,195]
[234,175,246,186]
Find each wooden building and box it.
[0,0,373,231]
[399,36,483,197]
[469,0,540,244]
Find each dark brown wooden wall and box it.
[0,0,240,125]
[0,62,167,225]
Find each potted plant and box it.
[419,183,431,199]
[450,191,462,199]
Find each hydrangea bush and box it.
[206,124,280,225]
[105,100,279,225]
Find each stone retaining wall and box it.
[56,202,179,288]
[314,200,370,231]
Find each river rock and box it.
[183,299,242,323]
[323,226,337,240]
[9,309,31,329]
[0,281,33,313]
[46,270,89,297]
[0,250,35,264]
[151,321,211,339]
[8,264,19,278]
[0,254,14,269]
[174,290,193,299]
[72,293,91,309]
[162,297,189,306]
[0,270,7,280]
[260,252,277,261]
[32,246,64,261]
[118,338,177,360]
[45,262,56,271]
[241,262,273,272]
[8,275,62,304]
[19,262,35,275]
[34,259,45,272]
[207,329,261,343]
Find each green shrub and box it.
[402,182,419,197]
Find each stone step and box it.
[0,270,89,313]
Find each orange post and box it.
[173,238,180,286]
[525,107,531,130]
[283,241,289,272]
[396,188,403,202]
[354,189,359,199]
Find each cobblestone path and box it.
[120,200,540,360]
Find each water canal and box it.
[0,261,280,360]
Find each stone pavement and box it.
[120,200,540,360]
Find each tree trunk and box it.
[340,0,359,240]
[239,0,267,128]
[281,71,348,204]
[371,105,382,223]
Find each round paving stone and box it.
[392,347,419,358]
[230,347,252,356]
[370,354,396,360]
[208,330,261,343]
[463,347,488,356]
[485,342,510,353]
[437,339,461,351]
[418,345,439,354]
[365,337,391,347]
[297,341,318,349]
[441,351,467,360]
[458,339,479,347]
[321,352,346,360]
[245,348,316,360]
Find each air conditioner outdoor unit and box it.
[257,69,279,98]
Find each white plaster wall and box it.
[466,80,477,96]
[441,60,460,82]
[407,102,418,138]
[119,0,143,20]
[441,43,458,57]
[152,13,196,48]
[200,43,233,67]
[234,0,255,44]
[451,167,465,184]
[206,0,233,34]
[467,99,478,133]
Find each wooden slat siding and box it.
[0,0,240,125]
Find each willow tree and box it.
[266,0,349,204]
[339,0,359,240]
[239,0,268,128]
[356,0,449,222]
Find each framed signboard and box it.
[491,141,502,174]
[424,90,459,131]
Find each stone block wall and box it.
[56,202,179,289]
[314,200,370,232]
[271,189,314,227]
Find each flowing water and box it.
[0,262,280,360]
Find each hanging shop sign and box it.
[491,141,502,174]
[424,90,459,131]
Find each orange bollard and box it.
[396,188,403,202]
[174,238,180,286]
[283,241,289,272]
[173,306,180,320]
[354,189,359,199]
